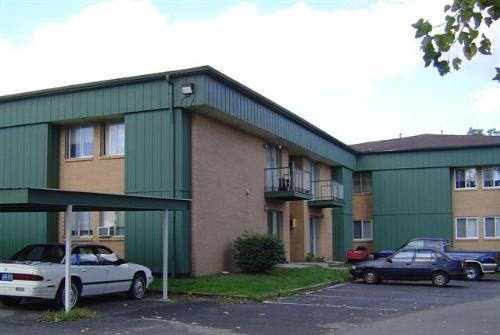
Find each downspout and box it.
[166,74,176,279]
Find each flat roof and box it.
[0,188,190,212]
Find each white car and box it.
[0,244,153,309]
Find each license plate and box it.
[0,273,13,281]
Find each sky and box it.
[0,0,498,144]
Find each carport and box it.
[0,187,190,312]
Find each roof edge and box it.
[357,143,500,155]
[0,65,357,154]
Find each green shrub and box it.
[233,232,285,273]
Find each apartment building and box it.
[352,134,500,252]
[0,67,498,276]
[0,66,354,275]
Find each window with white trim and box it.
[483,167,500,188]
[68,126,93,158]
[100,211,125,237]
[484,217,500,239]
[104,120,125,156]
[455,217,478,239]
[72,212,92,237]
[454,168,476,189]
[353,220,373,241]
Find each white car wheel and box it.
[128,274,146,299]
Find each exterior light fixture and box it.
[181,83,194,95]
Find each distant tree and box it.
[467,127,500,135]
[412,0,499,81]
[467,127,484,135]
[486,128,500,136]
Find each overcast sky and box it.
[0,0,498,144]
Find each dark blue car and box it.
[350,248,467,287]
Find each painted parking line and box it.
[306,294,415,302]
[262,300,399,312]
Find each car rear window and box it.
[10,245,64,263]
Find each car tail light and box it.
[12,273,44,281]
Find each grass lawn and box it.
[149,266,350,300]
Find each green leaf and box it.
[493,67,500,82]
[471,12,483,28]
[458,31,470,44]
[414,20,432,38]
[444,4,451,12]
[484,17,493,27]
[434,32,455,52]
[435,60,451,76]
[478,36,492,55]
[452,57,462,70]
[411,18,423,29]
[469,28,479,40]
[463,43,478,60]
[445,15,456,32]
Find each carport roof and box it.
[0,187,190,212]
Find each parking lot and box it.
[1,275,499,335]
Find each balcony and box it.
[308,180,345,208]
[265,167,312,201]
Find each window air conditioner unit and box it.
[98,226,115,237]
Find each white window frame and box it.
[72,212,93,238]
[484,216,500,240]
[454,168,477,190]
[482,166,500,189]
[353,220,373,242]
[455,217,478,240]
[99,211,125,237]
[67,125,94,158]
[104,120,125,156]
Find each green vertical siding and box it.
[0,124,56,259]
[202,75,356,169]
[357,147,500,171]
[0,80,169,128]
[124,109,191,274]
[372,168,452,250]
[332,167,353,261]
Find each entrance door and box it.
[309,216,320,257]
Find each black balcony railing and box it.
[265,167,311,194]
[310,180,344,201]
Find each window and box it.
[455,168,476,189]
[310,216,320,256]
[353,172,371,193]
[267,210,282,238]
[414,250,437,263]
[95,246,119,264]
[455,217,478,239]
[391,250,415,263]
[353,220,373,241]
[72,246,99,265]
[68,126,93,158]
[483,167,500,188]
[104,120,125,155]
[72,212,92,237]
[100,211,125,236]
[484,217,500,239]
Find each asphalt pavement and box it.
[1,275,499,335]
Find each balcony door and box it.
[266,145,281,191]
